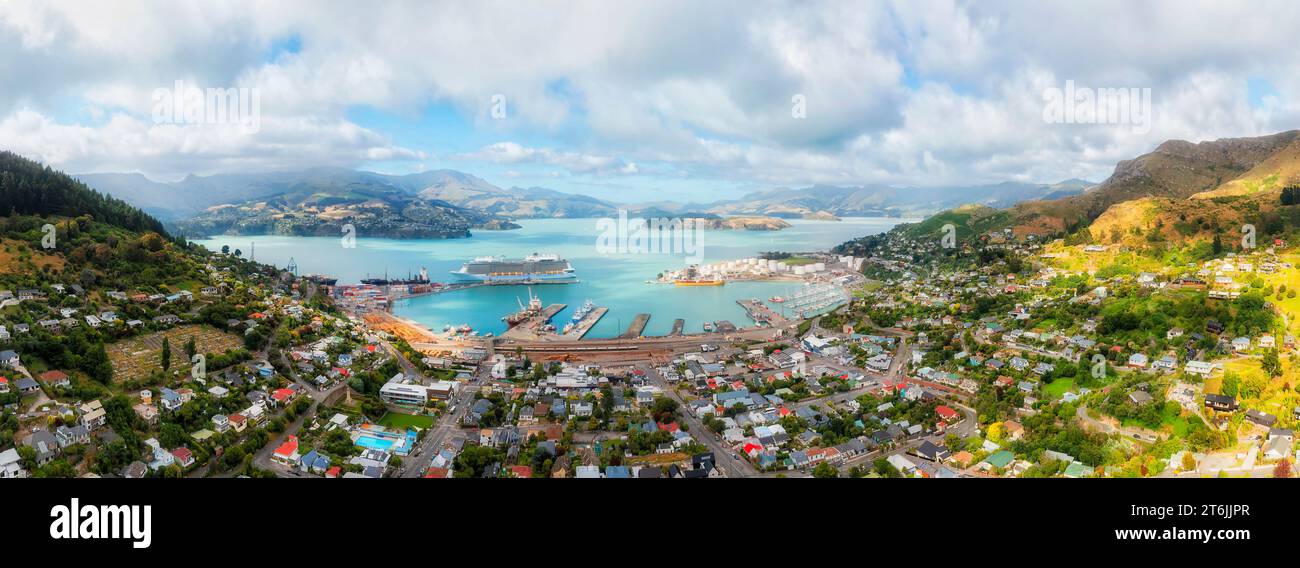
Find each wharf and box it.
[737,299,787,326]
[500,303,567,340]
[562,306,608,340]
[619,313,651,339]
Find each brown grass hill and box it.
[1011,130,1300,238]
[1084,134,1300,250]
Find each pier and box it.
[500,303,567,340]
[669,318,685,336]
[737,299,787,326]
[619,313,651,339]
[562,306,608,340]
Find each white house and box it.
[1185,361,1215,377]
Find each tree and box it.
[1275,459,1292,479]
[1181,451,1196,472]
[160,338,172,371]
[221,244,230,254]
[1262,349,1282,377]
[812,462,839,478]
[1282,186,1300,206]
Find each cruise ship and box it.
[450,253,577,284]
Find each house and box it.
[133,403,159,424]
[15,377,39,393]
[171,447,195,468]
[1126,353,1148,369]
[1002,420,1025,441]
[38,370,71,388]
[159,388,184,411]
[228,412,248,432]
[1128,390,1153,405]
[272,435,300,467]
[0,376,7,393]
[80,400,107,430]
[123,461,148,479]
[981,450,1015,472]
[0,349,19,367]
[1184,361,1215,377]
[23,429,60,465]
[886,454,918,476]
[1153,355,1177,372]
[935,405,960,424]
[299,449,331,474]
[55,424,90,448]
[912,440,950,462]
[144,439,174,471]
[1231,337,1251,353]
[0,447,26,478]
[1204,393,1237,412]
[1244,409,1277,428]
[1263,429,1293,461]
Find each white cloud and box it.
[0,0,1298,193]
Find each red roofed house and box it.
[325,466,342,479]
[170,447,195,467]
[271,388,296,406]
[228,412,248,433]
[272,435,299,466]
[509,465,533,478]
[424,467,449,478]
[39,370,71,388]
[935,405,960,423]
[743,443,764,457]
[0,376,8,394]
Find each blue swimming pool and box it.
[355,436,397,451]
[354,430,417,455]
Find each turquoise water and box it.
[195,217,907,338]
[354,435,395,451]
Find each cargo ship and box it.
[674,278,725,286]
[361,268,430,287]
[450,253,577,284]
[304,274,338,286]
[503,288,544,328]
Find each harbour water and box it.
[195,217,908,338]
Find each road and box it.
[643,364,757,478]
[397,386,478,477]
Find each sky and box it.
[2,0,1300,203]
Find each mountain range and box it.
[75,167,1096,239]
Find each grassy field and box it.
[378,412,435,430]
[1122,406,1189,438]
[1043,378,1075,399]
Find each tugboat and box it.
[769,296,785,303]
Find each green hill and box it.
[0,151,168,236]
